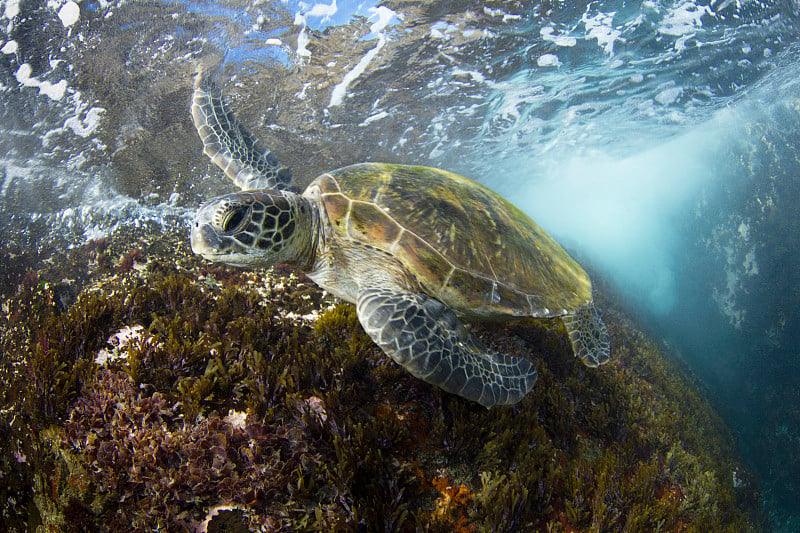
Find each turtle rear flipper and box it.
[192,69,292,191]
[356,286,537,408]
[562,303,611,367]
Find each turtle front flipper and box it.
[562,302,611,367]
[356,286,537,408]
[192,69,292,191]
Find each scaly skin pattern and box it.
[189,69,611,407]
[312,165,593,318]
[357,285,537,407]
[192,70,292,191]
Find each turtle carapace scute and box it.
[189,68,610,408]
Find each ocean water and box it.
[1,0,799,529]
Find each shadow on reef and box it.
[0,226,760,532]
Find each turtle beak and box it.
[190,220,224,257]
[191,198,232,258]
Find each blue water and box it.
[1,0,799,529]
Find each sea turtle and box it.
[189,71,610,408]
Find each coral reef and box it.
[0,226,759,531]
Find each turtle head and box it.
[191,190,316,268]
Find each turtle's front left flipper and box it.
[356,287,537,408]
[192,69,292,191]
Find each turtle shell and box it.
[312,163,591,318]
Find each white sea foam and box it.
[369,5,396,33]
[328,6,398,107]
[359,110,388,126]
[430,21,457,40]
[64,106,105,137]
[1,40,17,54]
[485,76,545,127]
[537,54,561,67]
[713,245,746,328]
[541,27,577,47]
[294,0,341,59]
[483,6,521,23]
[3,0,19,19]
[294,12,312,58]
[305,0,337,20]
[659,0,712,37]
[296,82,311,99]
[15,63,67,101]
[0,160,25,197]
[582,9,622,55]
[743,247,758,276]
[737,221,750,240]
[57,1,80,27]
[451,67,486,83]
[655,86,683,105]
[328,38,385,106]
[40,93,105,146]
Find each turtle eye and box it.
[220,205,249,233]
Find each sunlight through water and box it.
[2,0,800,529]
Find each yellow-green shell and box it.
[315,163,592,318]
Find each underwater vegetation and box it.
[0,226,759,532]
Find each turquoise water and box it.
[1,0,799,529]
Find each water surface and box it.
[2,0,799,528]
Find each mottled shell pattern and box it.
[312,163,592,319]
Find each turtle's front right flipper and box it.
[192,69,292,191]
[356,287,537,408]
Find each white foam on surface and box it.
[15,63,68,101]
[328,37,385,106]
[40,93,105,146]
[359,110,388,126]
[305,0,338,20]
[0,160,25,197]
[3,0,19,19]
[483,6,521,23]
[64,106,105,137]
[743,247,758,276]
[293,0,346,59]
[368,5,396,33]
[451,67,486,83]
[328,6,398,107]
[655,86,683,105]
[1,40,17,54]
[294,12,312,57]
[737,221,750,240]
[541,27,577,47]
[57,1,80,27]
[582,9,623,55]
[537,54,561,67]
[296,82,311,99]
[659,0,712,37]
[484,74,545,128]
